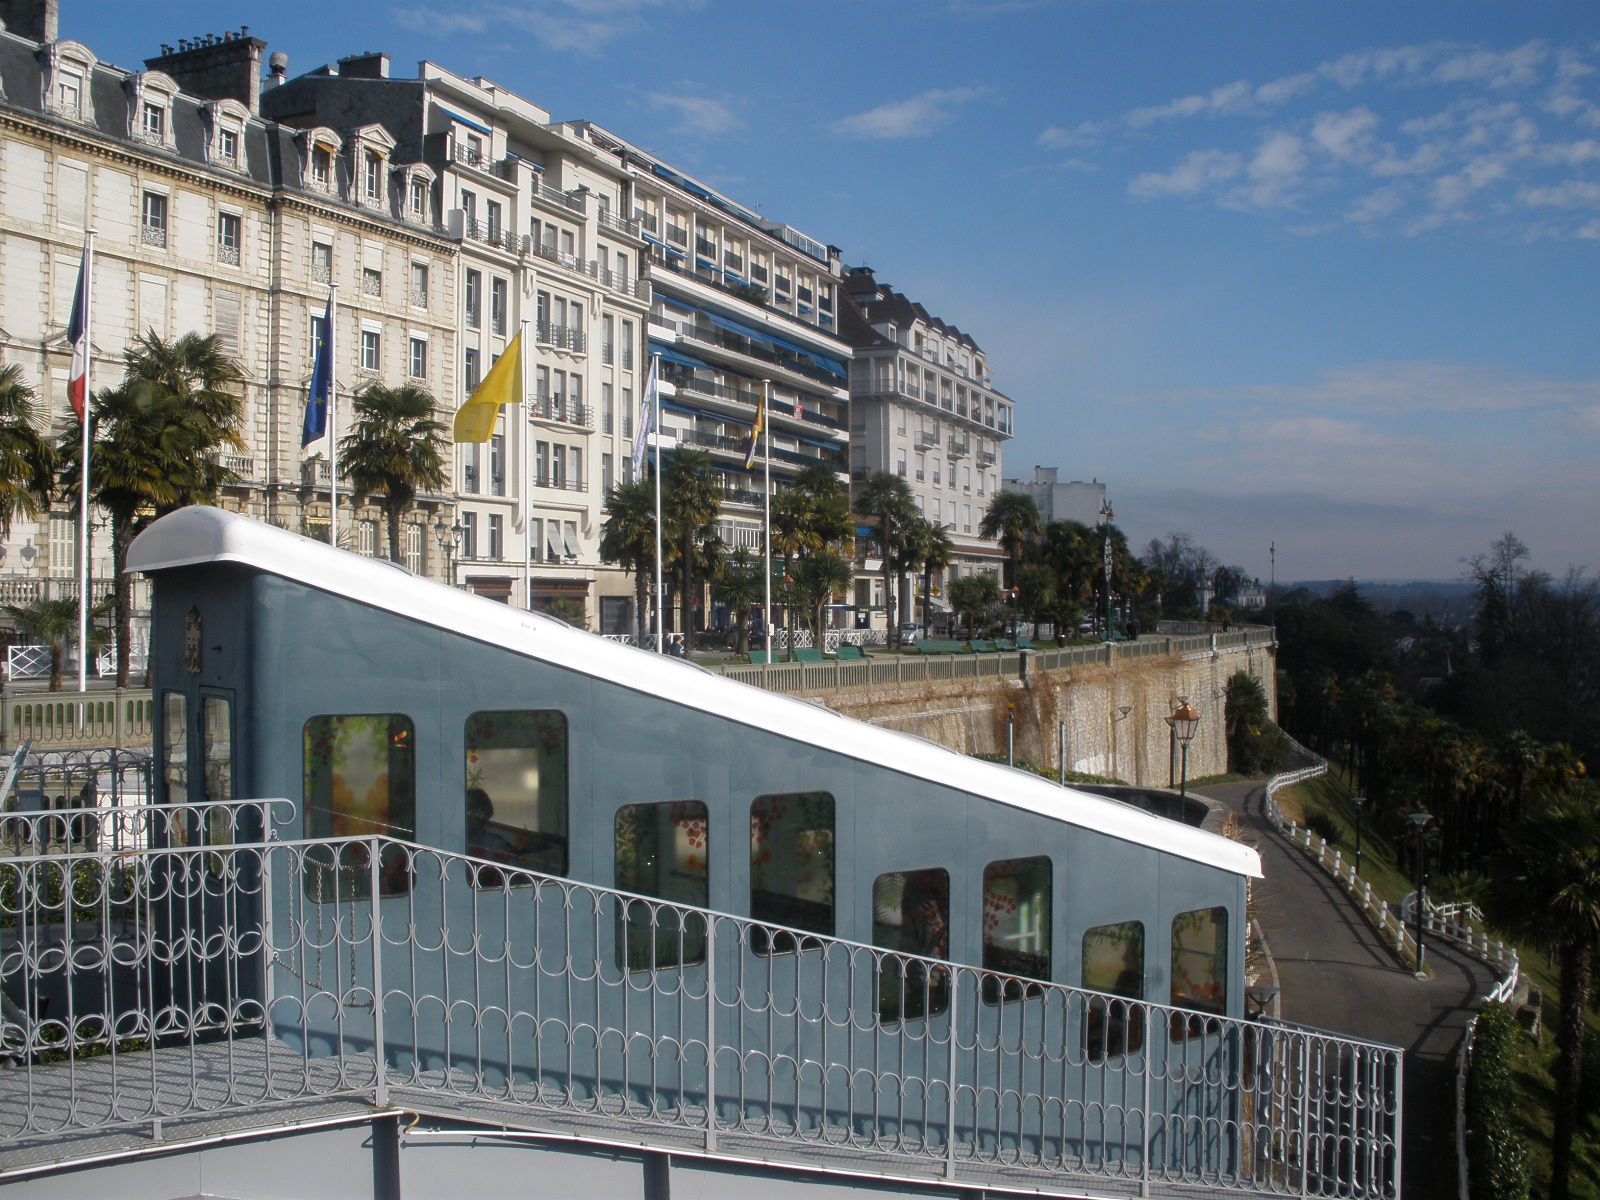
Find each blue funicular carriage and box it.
[84,505,1395,1198]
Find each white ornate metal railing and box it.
[0,807,1403,1199]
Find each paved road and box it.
[1199,781,1498,1200]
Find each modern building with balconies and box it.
[840,267,1012,626]
[261,59,653,626]
[571,125,853,601]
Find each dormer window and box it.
[141,102,164,140]
[346,125,395,209]
[218,128,239,163]
[44,42,98,123]
[312,148,332,189]
[409,176,428,218]
[364,151,383,202]
[203,98,249,170]
[56,69,84,117]
[298,127,344,194]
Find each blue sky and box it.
[80,0,1600,582]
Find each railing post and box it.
[945,976,959,1180]
[705,914,718,1153]
[369,838,388,1109]
[1141,1027,1153,1197]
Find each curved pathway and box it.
[1198,781,1498,1200]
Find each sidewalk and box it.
[1199,781,1497,1200]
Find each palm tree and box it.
[599,479,659,643]
[909,518,954,635]
[857,472,915,644]
[338,384,449,563]
[794,548,853,643]
[979,491,1041,589]
[660,450,723,639]
[5,596,109,692]
[1485,783,1600,1200]
[948,574,1000,639]
[770,487,821,652]
[0,365,57,539]
[716,547,764,654]
[58,333,246,685]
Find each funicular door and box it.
[153,687,262,1040]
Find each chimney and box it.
[265,50,287,89]
[335,50,389,79]
[144,26,267,114]
[0,0,58,43]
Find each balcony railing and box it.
[528,241,648,301]
[465,220,526,254]
[451,142,491,172]
[215,242,240,266]
[532,181,585,213]
[312,262,331,284]
[140,224,167,248]
[529,393,592,428]
[678,323,844,391]
[535,322,587,354]
[595,208,641,239]
[531,472,587,492]
[947,438,970,459]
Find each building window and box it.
[615,800,709,971]
[465,270,482,328]
[981,856,1051,1003]
[408,176,428,219]
[1171,906,1228,1035]
[358,519,378,557]
[141,101,165,141]
[749,792,834,952]
[215,212,241,265]
[311,147,332,191]
[217,127,240,165]
[141,192,168,248]
[312,240,332,284]
[303,714,415,900]
[409,336,427,379]
[55,69,85,118]
[464,710,568,882]
[487,513,503,559]
[489,433,505,495]
[404,524,423,573]
[364,150,383,202]
[360,329,381,372]
[464,348,480,391]
[486,199,502,241]
[361,267,382,298]
[410,262,429,307]
[1083,921,1145,1060]
[491,277,507,335]
[873,867,950,1024]
[460,511,478,558]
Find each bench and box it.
[745,651,779,664]
[834,644,868,661]
[794,648,827,663]
[917,639,970,655]
[1014,635,1037,650]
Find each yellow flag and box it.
[453,331,523,443]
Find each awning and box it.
[438,107,492,135]
[649,345,709,370]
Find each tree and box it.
[948,574,1000,639]
[907,517,954,634]
[979,491,1040,589]
[857,472,915,643]
[715,548,763,654]
[794,548,853,642]
[0,365,57,539]
[599,479,659,643]
[1224,671,1279,775]
[338,383,449,563]
[4,596,108,692]
[1485,783,1600,1200]
[58,332,246,685]
[660,450,723,638]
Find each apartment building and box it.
[574,124,853,625]
[1003,465,1108,529]
[0,1,460,603]
[839,267,1012,621]
[260,61,653,624]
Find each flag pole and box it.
[762,380,772,665]
[520,318,531,609]
[651,353,663,655]
[76,230,96,694]
[327,284,340,546]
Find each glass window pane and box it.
[464,710,568,884]
[304,714,415,900]
[615,800,709,971]
[982,855,1051,1004]
[750,792,834,953]
[202,695,233,852]
[162,692,188,845]
[1171,906,1228,1035]
[1082,921,1145,1059]
[873,868,950,1023]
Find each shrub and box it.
[1466,1001,1531,1200]
[1305,812,1340,846]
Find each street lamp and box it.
[1407,811,1433,976]
[433,518,463,585]
[1353,795,1367,876]
[1166,701,1200,798]
[1098,500,1115,641]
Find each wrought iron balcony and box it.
[215,241,240,266]
[140,224,167,248]
[531,181,585,214]
[594,208,641,239]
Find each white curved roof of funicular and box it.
[128,507,1262,880]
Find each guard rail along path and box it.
[0,690,155,752]
[713,629,1275,696]
[0,798,1402,1200]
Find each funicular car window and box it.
[1082,920,1145,1059]
[750,791,835,953]
[464,709,569,886]
[615,800,709,971]
[303,713,415,900]
[873,867,950,1023]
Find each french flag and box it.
[66,247,90,422]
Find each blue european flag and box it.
[301,295,333,447]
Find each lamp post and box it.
[1407,811,1433,976]
[433,518,463,586]
[1166,701,1200,798]
[1098,499,1114,641]
[1353,795,1367,876]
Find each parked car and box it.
[897,622,922,645]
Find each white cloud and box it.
[1128,149,1242,198]
[1310,107,1381,161]
[395,0,702,55]
[644,89,743,138]
[832,86,991,139]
